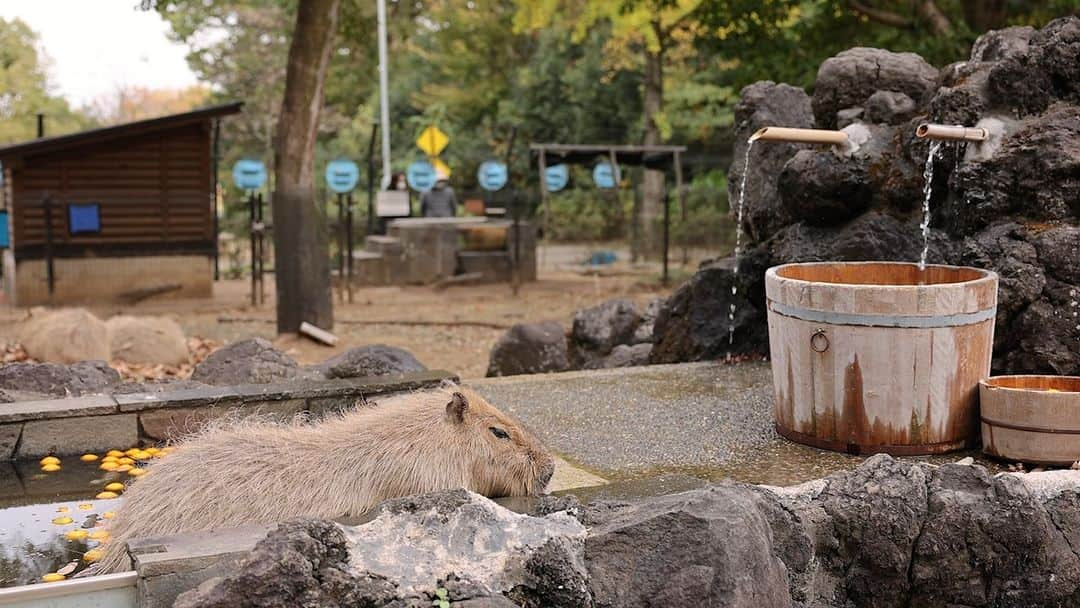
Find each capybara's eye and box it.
[489,427,510,440]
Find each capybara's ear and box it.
[446,392,469,424]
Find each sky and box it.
[0,0,200,108]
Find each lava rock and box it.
[650,252,770,363]
[987,53,1055,116]
[631,297,664,345]
[1031,224,1080,285]
[864,90,917,124]
[1001,278,1080,376]
[812,48,938,129]
[486,322,570,377]
[835,107,864,128]
[770,212,949,266]
[313,345,427,379]
[585,483,802,607]
[570,299,642,365]
[18,308,110,364]
[730,81,815,242]
[969,25,1035,62]
[0,360,119,397]
[173,519,398,608]
[105,315,189,367]
[190,338,299,386]
[778,149,873,225]
[1029,16,1080,101]
[583,343,652,370]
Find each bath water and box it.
[919,140,943,271]
[729,139,754,346]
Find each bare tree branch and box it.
[847,1,913,28]
[916,0,954,36]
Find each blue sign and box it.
[406,160,437,192]
[68,203,101,235]
[232,159,267,190]
[593,162,619,189]
[0,211,8,248]
[477,160,508,192]
[325,159,360,194]
[544,164,569,192]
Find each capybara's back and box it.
[97,384,554,573]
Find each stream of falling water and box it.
[919,140,943,271]
[729,139,754,346]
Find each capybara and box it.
[97,383,554,573]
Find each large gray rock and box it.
[1032,224,1080,285]
[0,360,119,397]
[631,298,664,345]
[570,299,642,365]
[650,251,771,364]
[970,25,1035,62]
[778,149,873,225]
[1004,278,1080,376]
[486,322,570,377]
[176,491,589,608]
[584,484,807,608]
[770,211,950,266]
[190,338,299,386]
[812,48,938,128]
[583,343,652,370]
[730,81,814,242]
[313,345,426,379]
[18,308,110,364]
[864,90,917,124]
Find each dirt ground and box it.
[0,245,689,379]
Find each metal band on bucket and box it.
[768,300,997,328]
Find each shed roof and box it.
[0,101,243,161]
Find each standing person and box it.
[420,171,458,218]
[376,171,410,234]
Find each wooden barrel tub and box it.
[980,375,1080,465]
[765,261,998,455]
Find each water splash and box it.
[919,140,943,271]
[729,139,754,346]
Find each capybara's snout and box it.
[535,453,556,492]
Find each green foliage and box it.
[0,18,95,144]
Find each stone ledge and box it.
[0,394,119,423]
[2,370,457,459]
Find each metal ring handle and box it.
[810,328,829,353]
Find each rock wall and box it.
[653,17,1079,374]
[171,456,1080,608]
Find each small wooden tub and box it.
[981,375,1080,465]
[766,261,998,455]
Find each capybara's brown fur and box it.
[97,384,554,573]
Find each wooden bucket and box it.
[766,261,998,455]
[460,225,507,251]
[980,375,1080,465]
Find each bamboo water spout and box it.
[916,123,988,142]
[750,127,849,146]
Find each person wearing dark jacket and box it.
[420,171,458,217]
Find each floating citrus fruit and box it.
[83,548,104,562]
[40,456,60,466]
[106,450,124,458]
[78,503,93,510]
[41,573,65,582]
[124,448,141,457]
[145,447,161,456]
[88,530,109,541]
[127,468,147,477]
[113,464,132,473]
[51,516,74,525]
[95,491,118,499]
[41,463,61,472]
[117,457,135,465]
[65,529,89,541]
[102,511,116,519]
[104,482,125,492]
[80,454,98,462]
[99,462,119,471]
[102,455,118,462]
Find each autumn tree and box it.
[0,18,93,144]
[85,84,209,125]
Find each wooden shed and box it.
[0,102,242,305]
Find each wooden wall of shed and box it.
[9,122,212,254]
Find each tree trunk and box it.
[273,0,339,334]
[962,0,1007,33]
[640,31,665,258]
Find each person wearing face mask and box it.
[376,172,411,234]
[420,171,458,218]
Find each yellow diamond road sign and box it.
[416,125,449,157]
[432,157,452,178]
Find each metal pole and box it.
[662,185,670,286]
[249,190,256,306]
[367,124,379,235]
[674,150,687,266]
[537,149,548,271]
[336,192,345,276]
[346,192,354,303]
[377,0,391,189]
[257,191,265,306]
[211,118,221,280]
